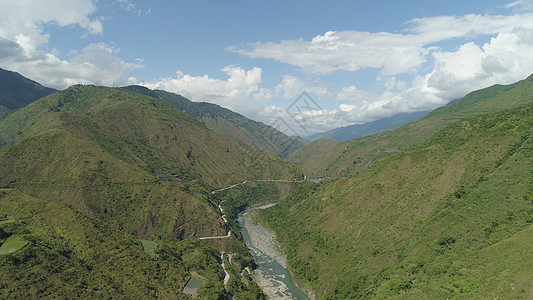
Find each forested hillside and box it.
[288,74,533,178]
[0,85,298,298]
[122,86,306,157]
[259,102,533,298]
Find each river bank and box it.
[243,205,287,268]
[240,204,317,300]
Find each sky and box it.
[1,0,533,136]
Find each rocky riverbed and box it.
[240,204,316,300]
[243,208,287,269]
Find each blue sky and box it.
[1,0,533,135]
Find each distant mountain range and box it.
[0,68,56,118]
[288,74,533,178]
[122,86,306,157]
[306,110,430,142]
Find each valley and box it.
[0,69,532,299]
[3,1,533,299]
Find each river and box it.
[238,205,309,300]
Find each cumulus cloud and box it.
[230,31,427,75]
[229,9,533,134]
[424,29,533,101]
[0,0,141,89]
[275,75,329,99]
[0,0,102,49]
[230,13,533,77]
[336,85,376,101]
[139,66,272,108]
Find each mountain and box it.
[0,84,297,238]
[0,68,56,118]
[306,110,430,142]
[0,189,223,299]
[259,101,533,298]
[288,74,533,178]
[122,85,306,157]
[0,85,297,298]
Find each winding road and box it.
[199,205,231,240]
[211,176,307,194]
[199,176,306,240]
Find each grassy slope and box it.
[0,189,224,299]
[122,86,305,157]
[289,74,533,178]
[259,103,533,298]
[0,85,294,298]
[0,85,297,240]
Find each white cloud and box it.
[0,0,102,51]
[238,104,348,136]
[230,31,427,75]
[0,0,142,89]
[506,0,533,11]
[275,75,329,99]
[117,0,150,16]
[229,10,533,135]
[336,85,375,101]
[139,66,271,108]
[230,13,533,77]
[0,41,141,89]
[424,29,533,101]
[340,104,356,112]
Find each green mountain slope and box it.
[0,85,298,298]
[0,85,298,239]
[0,189,224,299]
[122,86,306,157]
[289,74,533,178]
[0,68,56,118]
[259,103,533,298]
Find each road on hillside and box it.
[210,176,307,194]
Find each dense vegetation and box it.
[288,74,533,178]
[2,68,532,299]
[0,85,298,298]
[259,102,533,298]
[0,189,226,299]
[122,85,306,157]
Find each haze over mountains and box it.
[306,110,430,143]
[288,74,533,178]
[0,68,532,299]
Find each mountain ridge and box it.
[287,73,533,178]
[306,110,430,142]
[259,101,533,298]
[122,85,306,157]
[0,68,56,118]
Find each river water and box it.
[237,208,308,300]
